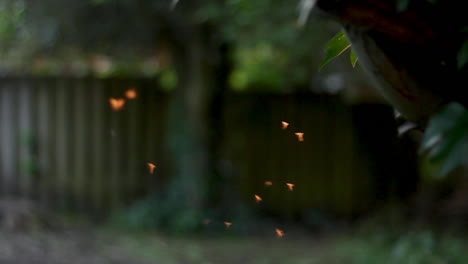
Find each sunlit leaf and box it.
[350,49,358,67]
[319,31,352,70]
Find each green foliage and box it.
[319,23,467,178]
[229,43,287,91]
[112,194,260,235]
[420,103,468,177]
[396,0,439,11]
[319,30,353,70]
[396,0,411,11]
[457,39,468,69]
[337,231,468,264]
[159,68,178,91]
[111,194,204,233]
[222,0,336,90]
[0,0,34,57]
[0,1,24,39]
[1,0,335,86]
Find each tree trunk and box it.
[164,24,229,230]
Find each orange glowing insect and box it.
[125,88,138,99]
[286,183,295,191]
[109,98,126,111]
[275,228,285,237]
[224,222,232,229]
[147,163,157,174]
[281,121,290,130]
[264,181,273,186]
[295,132,304,142]
[254,194,263,203]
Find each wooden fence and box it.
[223,93,379,218]
[0,77,396,219]
[0,77,167,217]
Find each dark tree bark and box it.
[316,0,467,124]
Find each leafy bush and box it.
[420,103,468,177]
[336,230,468,264]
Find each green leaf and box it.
[420,102,468,177]
[319,30,352,71]
[350,49,358,67]
[457,40,468,69]
[397,0,438,11]
[159,68,178,91]
[437,138,467,176]
[396,0,411,12]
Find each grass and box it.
[4,207,467,264]
[2,221,467,263]
[103,226,468,264]
[106,230,339,264]
[334,230,468,264]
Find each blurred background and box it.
[0,0,467,263]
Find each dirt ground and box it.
[0,229,152,264]
[0,227,336,264]
[0,199,336,264]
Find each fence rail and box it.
[0,77,396,218]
